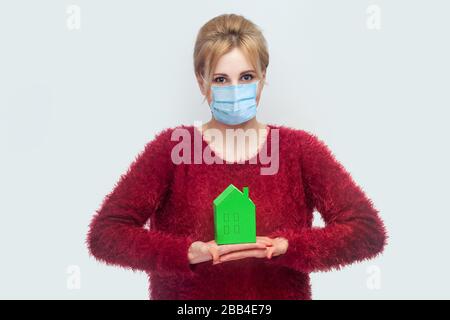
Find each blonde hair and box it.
[193,14,269,103]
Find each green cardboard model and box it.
[213,184,256,245]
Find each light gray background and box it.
[1,0,449,299]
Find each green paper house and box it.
[213,184,256,245]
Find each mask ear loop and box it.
[253,79,260,95]
[254,80,261,108]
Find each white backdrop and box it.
[1,0,449,299]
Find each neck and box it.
[202,117,266,133]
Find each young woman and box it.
[87,13,387,300]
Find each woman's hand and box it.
[188,236,288,265]
[218,236,289,263]
[188,238,272,265]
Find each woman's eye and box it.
[241,74,254,81]
[214,77,226,83]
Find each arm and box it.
[86,128,196,278]
[267,130,388,274]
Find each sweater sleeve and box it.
[86,128,197,278]
[266,130,388,274]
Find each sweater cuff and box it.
[264,228,312,274]
[143,232,198,279]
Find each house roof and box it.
[214,184,248,206]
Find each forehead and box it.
[214,47,254,75]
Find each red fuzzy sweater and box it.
[87,124,387,300]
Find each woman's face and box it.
[197,47,265,106]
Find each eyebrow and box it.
[213,70,256,76]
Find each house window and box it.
[224,211,229,235]
[223,211,240,235]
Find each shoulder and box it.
[138,124,199,166]
[268,124,340,170]
[144,124,194,149]
[268,123,327,150]
[130,125,193,172]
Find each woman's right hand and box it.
[188,239,271,265]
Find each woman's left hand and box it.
[216,236,288,264]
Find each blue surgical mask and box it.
[209,80,259,125]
